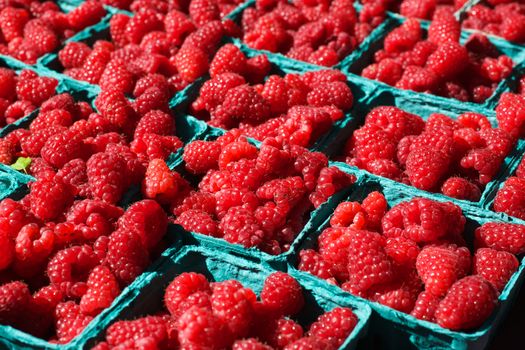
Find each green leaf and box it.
[11,157,31,172]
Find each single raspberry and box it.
[192,73,246,112]
[309,167,355,208]
[77,46,112,84]
[164,272,210,317]
[215,188,258,220]
[16,75,58,106]
[213,85,271,127]
[40,129,86,168]
[494,177,525,220]
[261,272,304,317]
[55,301,94,342]
[346,124,397,163]
[133,87,170,116]
[283,336,329,350]
[0,68,16,100]
[0,7,29,42]
[218,141,258,170]
[175,209,218,237]
[99,59,134,95]
[29,176,74,221]
[209,43,247,78]
[189,0,220,26]
[317,227,352,281]
[95,89,137,128]
[426,42,469,81]
[59,42,92,69]
[181,20,224,56]
[361,191,388,231]
[308,307,357,347]
[233,339,273,350]
[30,108,73,132]
[174,46,209,83]
[87,152,127,204]
[435,276,497,330]
[384,18,422,53]
[264,318,304,349]
[473,248,518,292]
[475,222,525,255]
[67,1,106,31]
[416,245,471,297]
[106,316,168,347]
[164,10,195,45]
[22,20,59,56]
[15,223,55,266]
[245,54,272,84]
[329,202,366,229]
[80,265,120,316]
[405,146,449,191]
[0,139,15,165]
[298,249,334,280]
[177,306,230,349]
[5,100,36,124]
[495,93,525,139]
[0,281,31,329]
[399,0,437,19]
[410,291,441,322]
[173,191,216,216]
[117,200,168,250]
[460,148,503,185]
[441,177,481,201]
[107,229,149,286]
[385,236,420,266]
[306,81,353,110]
[142,159,179,204]
[364,106,424,143]
[218,206,265,248]
[428,8,461,44]
[125,8,163,44]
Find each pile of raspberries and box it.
[189,50,354,146]
[179,132,355,254]
[95,0,244,16]
[361,11,514,103]
[92,271,359,349]
[0,68,58,135]
[57,1,241,98]
[0,1,106,64]
[299,191,523,331]
[341,105,514,201]
[359,0,467,20]
[463,2,525,43]
[239,0,379,66]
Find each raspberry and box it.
[405,146,449,191]
[209,44,247,78]
[0,68,16,100]
[346,229,393,293]
[99,59,134,95]
[365,106,424,143]
[306,81,353,110]
[59,42,92,69]
[219,206,265,248]
[55,301,93,342]
[125,9,163,44]
[385,236,420,266]
[309,166,355,208]
[142,159,179,204]
[245,54,272,84]
[189,0,220,26]
[0,139,15,165]
[30,108,73,132]
[164,272,210,317]
[384,18,422,53]
[80,265,120,316]
[192,73,246,112]
[106,316,168,347]
[87,152,127,204]
[175,209,218,237]
[95,90,137,128]
[0,7,29,42]
[410,291,440,322]
[14,223,54,266]
[16,74,58,106]
[395,66,438,92]
[399,0,437,19]
[494,177,525,220]
[133,87,170,116]
[106,229,149,285]
[265,318,304,348]
[29,176,74,221]
[117,200,168,250]
[213,85,271,127]
[218,141,258,170]
[475,222,525,255]
[182,20,224,55]
[22,20,59,56]
[316,227,351,281]
[261,272,304,316]
[427,8,460,44]
[460,148,502,185]
[426,42,469,81]
[211,280,256,338]
[67,1,106,31]
[40,129,86,168]
[473,248,518,292]
[164,10,195,45]
[329,202,366,229]
[233,339,272,350]
[435,276,497,330]
[174,46,209,83]
[284,336,329,350]
[308,307,357,347]
[416,245,471,297]
[441,177,481,201]
[5,100,36,123]
[177,306,230,348]
[347,124,397,163]
[495,93,525,139]
[361,191,388,231]
[0,281,31,329]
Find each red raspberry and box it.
[428,8,461,44]
[106,316,168,347]
[306,81,353,110]
[0,68,16,100]
[245,54,272,84]
[117,200,168,250]
[16,74,58,106]
[67,1,106,31]
[416,245,471,297]
[109,13,130,46]
[261,272,304,316]
[177,306,230,348]
[264,318,304,349]
[182,20,224,56]
[441,177,481,201]
[189,0,220,26]
[125,9,163,44]
[40,129,86,168]
[284,336,330,350]
[173,191,216,216]
[410,291,440,322]
[99,59,134,95]
[107,229,149,286]
[308,307,357,347]
[435,276,497,330]
[95,90,137,128]
[426,42,469,81]
[0,7,29,42]
[364,106,424,143]
[215,188,258,220]
[361,191,388,231]
[164,10,195,45]
[346,124,396,163]
[494,177,525,220]
[80,265,120,316]
[86,152,127,204]
[233,339,272,350]
[21,127,66,160]
[209,43,247,78]
[192,73,246,112]
[164,272,211,317]
[211,280,256,338]
[475,222,525,255]
[309,167,355,208]
[385,236,420,266]
[29,176,74,221]
[133,87,170,116]
[77,47,112,84]
[317,227,352,281]
[473,248,518,292]
[384,18,422,53]
[460,148,502,185]
[59,42,92,69]
[183,140,221,174]
[175,209,218,237]
[213,85,271,127]
[22,20,59,56]
[219,206,265,248]
[346,229,394,293]
[495,93,525,139]
[30,108,73,132]
[0,281,31,329]
[142,159,179,204]
[405,146,449,191]
[174,46,209,83]
[329,202,366,229]
[399,0,437,19]
[395,66,438,92]
[218,141,258,170]
[0,139,15,165]
[4,100,36,123]
[14,223,54,267]
[55,301,93,342]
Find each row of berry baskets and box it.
[0,0,524,349]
